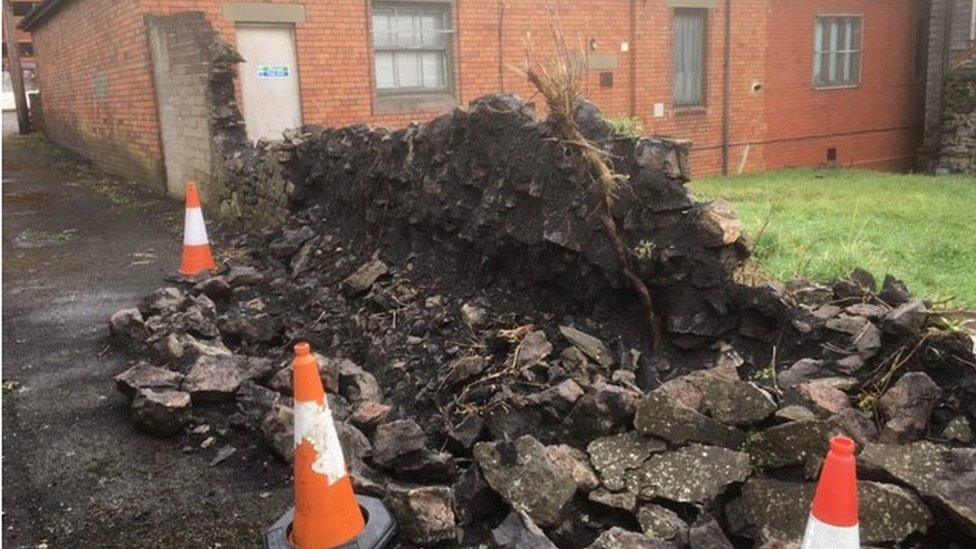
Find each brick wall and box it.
[29,0,928,192]
[31,0,166,188]
[763,0,926,172]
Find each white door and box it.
[235,25,302,142]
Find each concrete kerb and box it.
[264,495,397,549]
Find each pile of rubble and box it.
[108,95,976,547]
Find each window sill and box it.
[374,92,457,115]
[812,84,860,91]
[673,106,707,116]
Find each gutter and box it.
[721,0,731,175]
[18,0,72,31]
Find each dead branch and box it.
[518,22,663,349]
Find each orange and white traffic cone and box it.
[179,181,218,277]
[291,342,366,548]
[801,436,859,548]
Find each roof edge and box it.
[18,0,74,31]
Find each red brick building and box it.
[21,0,931,199]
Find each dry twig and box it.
[516,21,663,348]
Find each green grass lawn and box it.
[691,169,976,308]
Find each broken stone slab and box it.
[725,478,932,545]
[878,372,940,443]
[290,237,319,275]
[657,377,706,412]
[698,199,743,247]
[348,400,391,433]
[831,407,878,445]
[634,390,746,449]
[688,373,777,426]
[109,308,149,341]
[342,259,389,294]
[825,315,882,358]
[191,276,232,301]
[562,381,640,445]
[217,313,279,344]
[139,287,184,316]
[587,431,666,492]
[234,380,280,423]
[444,355,488,385]
[586,526,674,548]
[491,510,557,549]
[114,361,184,400]
[261,403,294,462]
[385,485,458,545]
[474,435,578,527]
[775,405,817,422]
[686,512,734,549]
[559,326,614,368]
[269,225,316,259]
[624,443,751,503]
[337,361,382,403]
[743,419,840,469]
[453,463,504,526]
[225,265,264,288]
[525,378,584,413]
[336,421,372,464]
[885,299,928,331]
[637,503,688,543]
[944,416,973,444]
[131,388,191,436]
[394,450,459,483]
[588,489,637,513]
[182,355,248,404]
[179,335,233,365]
[776,358,828,390]
[547,444,600,492]
[844,302,887,318]
[799,381,851,415]
[515,330,553,368]
[371,419,427,469]
[860,441,976,536]
[446,414,485,454]
[238,356,277,381]
[879,275,911,307]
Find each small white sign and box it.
[258,65,291,79]
[653,103,665,118]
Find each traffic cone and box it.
[801,436,859,548]
[179,181,218,277]
[291,342,366,548]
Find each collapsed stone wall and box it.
[219,95,750,348]
[935,56,976,176]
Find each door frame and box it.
[234,22,305,142]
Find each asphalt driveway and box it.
[2,135,290,547]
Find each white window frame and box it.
[371,1,455,97]
[813,15,863,90]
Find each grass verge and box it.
[691,168,976,308]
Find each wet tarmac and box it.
[2,135,291,547]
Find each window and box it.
[372,2,453,95]
[13,2,38,17]
[813,16,862,88]
[674,9,707,107]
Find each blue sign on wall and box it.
[258,65,291,79]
